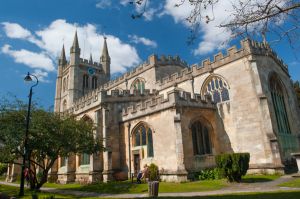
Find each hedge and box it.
[215,153,250,182]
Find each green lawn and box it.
[45,179,227,194]
[1,184,300,199]
[0,184,72,199]
[278,178,300,187]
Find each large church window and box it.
[133,123,154,157]
[270,75,291,134]
[191,121,212,155]
[92,76,97,89]
[130,78,145,93]
[202,76,230,103]
[79,116,93,165]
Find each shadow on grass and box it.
[155,191,300,199]
[241,177,274,183]
[62,181,149,194]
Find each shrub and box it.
[215,153,250,182]
[148,163,159,181]
[198,168,224,180]
[0,163,8,175]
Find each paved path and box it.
[1,175,300,198]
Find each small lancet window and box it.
[83,74,89,89]
[92,76,97,89]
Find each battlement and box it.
[98,54,188,90]
[156,39,288,89]
[122,89,215,121]
[79,58,102,68]
[68,89,158,114]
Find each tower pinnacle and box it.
[59,44,66,66]
[70,30,81,54]
[100,36,110,63]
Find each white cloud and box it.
[128,34,157,48]
[1,44,55,71]
[1,19,141,75]
[163,0,232,55]
[96,0,112,9]
[2,22,43,46]
[32,69,50,83]
[2,22,31,39]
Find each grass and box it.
[278,178,300,187]
[241,174,281,183]
[157,191,300,199]
[0,184,72,199]
[45,179,227,194]
[1,184,300,199]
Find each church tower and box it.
[54,33,112,113]
[100,37,110,81]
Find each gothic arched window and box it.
[92,76,97,89]
[132,123,154,157]
[270,75,291,134]
[191,121,212,155]
[130,78,145,93]
[83,74,89,89]
[79,116,93,165]
[202,76,229,103]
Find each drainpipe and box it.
[127,123,131,180]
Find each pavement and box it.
[1,175,300,198]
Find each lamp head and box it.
[24,72,32,82]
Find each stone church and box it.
[7,31,300,183]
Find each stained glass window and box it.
[191,121,211,155]
[133,123,154,157]
[203,76,230,103]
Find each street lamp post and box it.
[19,72,38,196]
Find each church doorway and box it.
[133,154,140,176]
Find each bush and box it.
[198,168,224,180]
[215,153,250,182]
[148,163,159,181]
[0,163,8,175]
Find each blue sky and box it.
[0,0,299,108]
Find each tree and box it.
[0,98,102,190]
[131,0,300,46]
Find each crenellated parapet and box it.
[95,54,188,90]
[122,89,216,121]
[67,89,158,114]
[79,58,102,68]
[156,39,288,89]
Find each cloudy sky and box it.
[0,0,299,108]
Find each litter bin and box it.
[148,181,159,197]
